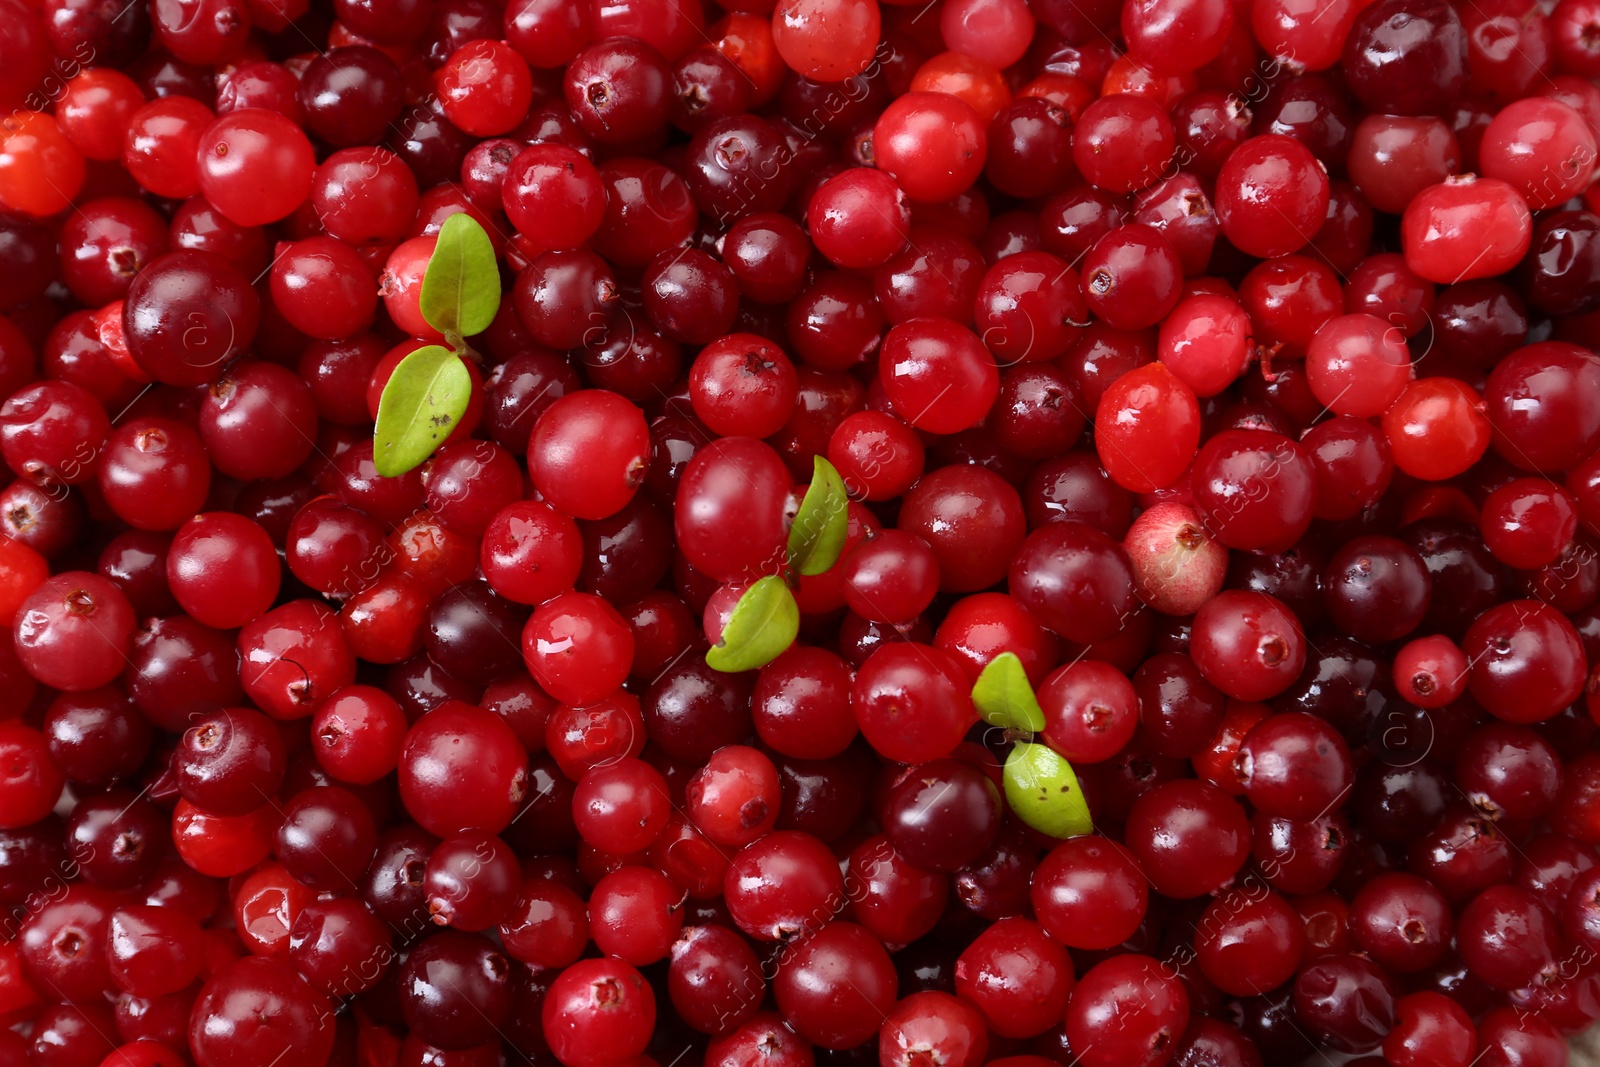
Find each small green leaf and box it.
[1004,741,1094,839]
[972,652,1046,733]
[372,345,472,477]
[420,213,500,343]
[706,576,800,673]
[787,456,850,576]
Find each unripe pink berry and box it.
[1123,502,1228,615]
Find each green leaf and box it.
[1004,741,1094,840]
[419,212,500,343]
[972,652,1046,733]
[787,456,850,577]
[706,576,800,673]
[372,345,472,477]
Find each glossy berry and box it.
[399,701,528,837]
[1238,712,1354,819]
[13,572,134,692]
[195,109,315,227]
[167,512,279,629]
[188,958,334,1067]
[542,958,655,1067]
[1194,888,1306,996]
[852,643,977,764]
[1124,778,1251,898]
[1463,599,1586,723]
[0,721,65,828]
[773,921,897,1049]
[1403,177,1532,284]
[1081,225,1183,330]
[675,436,793,584]
[438,40,534,137]
[1064,955,1189,1067]
[1009,522,1139,645]
[122,250,260,387]
[1073,94,1174,194]
[529,390,650,521]
[808,168,910,270]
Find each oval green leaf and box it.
[1004,741,1094,839]
[787,456,849,577]
[372,344,472,477]
[972,651,1046,733]
[706,576,800,673]
[420,212,500,343]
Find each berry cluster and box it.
[0,0,1598,1066]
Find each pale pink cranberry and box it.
[1122,502,1227,616]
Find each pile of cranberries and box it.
[1,0,1600,1064]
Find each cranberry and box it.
[1065,954,1189,1067]
[299,46,405,148]
[685,744,780,849]
[899,464,1025,592]
[530,390,650,521]
[289,898,392,999]
[674,436,792,584]
[1190,590,1306,701]
[1236,711,1354,820]
[1128,783,1251,902]
[722,212,810,304]
[1093,363,1200,495]
[1456,884,1563,990]
[122,250,259,387]
[752,645,858,759]
[0,111,86,217]
[643,657,755,764]
[12,571,134,692]
[845,832,946,945]
[1479,97,1596,211]
[1196,430,1318,552]
[872,92,986,206]
[1463,599,1587,723]
[0,721,64,828]
[1293,953,1398,1053]
[1194,886,1307,996]
[705,1014,813,1067]
[1525,209,1600,317]
[276,784,378,892]
[774,921,897,1049]
[1350,872,1453,974]
[398,929,513,1051]
[1306,313,1414,419]
[1081,225,1183,331]
[196,110,315,228]
[1215,135,1330,258]
[1027,846,1137,957]
[423,831,519,931]
[852,643,977,764]
[188,957,334,1067]
[879,990,989,1067]
[1402,176,1532,285]
[1008,521,1139,646]
[57,197,168,308]
[542,958,655,1067]
[399,701,528,838]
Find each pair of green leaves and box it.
[704,456,851,673]
[373,214,500,478]
[973,652,1095,840]
[704,477,1094,841]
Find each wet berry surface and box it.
[0,0,1597,1065]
